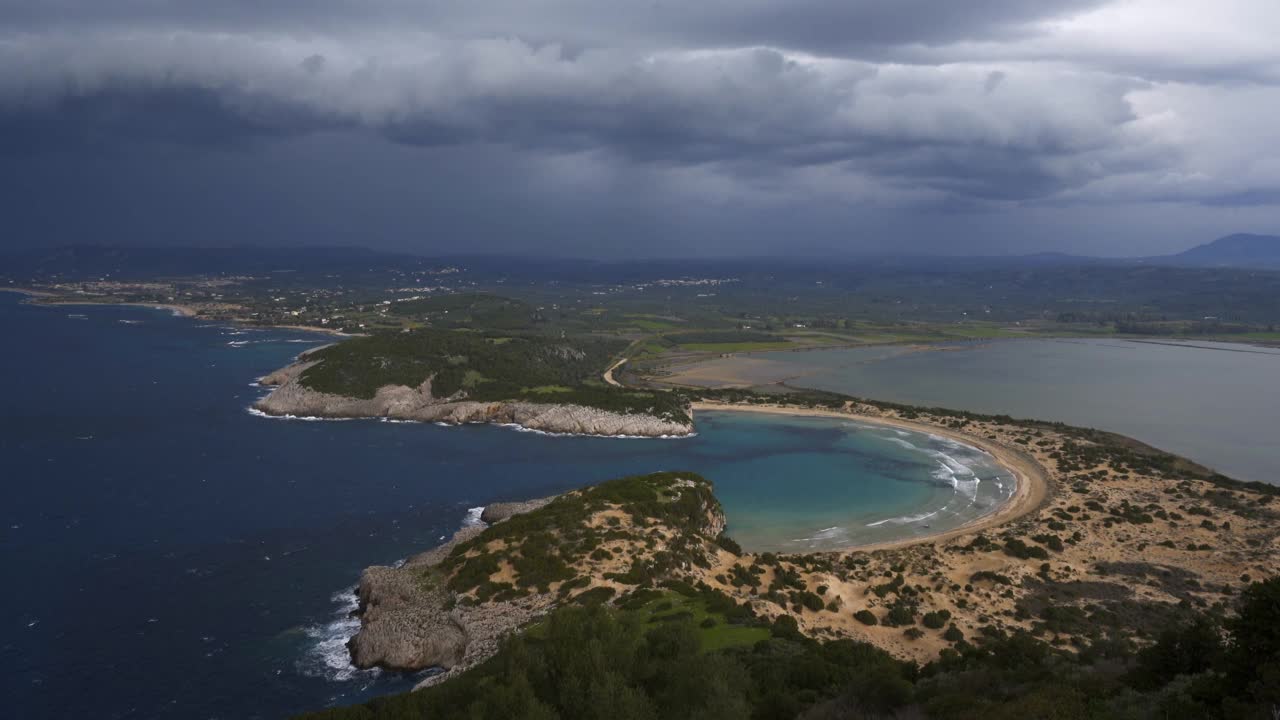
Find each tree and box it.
[1225,577,1280,704]
[1129,615,1222,689]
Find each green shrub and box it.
[922,610,952,629]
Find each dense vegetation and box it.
[297,329,690,422]
[298,576,1280,720]
[442,472,721,600]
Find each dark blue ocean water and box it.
[0,293,1007,718]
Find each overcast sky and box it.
[2,0,1278,257]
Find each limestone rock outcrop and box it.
[346,513,554,678]
[254,359,693,437]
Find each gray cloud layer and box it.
[1,0,1278,254]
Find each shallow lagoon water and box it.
[683,339,1280,485]
[0,293,1009,718]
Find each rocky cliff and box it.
[346,524,554,681]
[345,473,727,685]
[254,358,693,437]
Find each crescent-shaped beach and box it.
[690,401,1052,552]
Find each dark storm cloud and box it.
[0,0,1277,255]
[0,33,1156,204]
[0,1,1106,53]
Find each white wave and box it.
[883,436,921,451]
[299,507,499,682]
[866,508,943,527]
[790,525,851,544]
[498,423,694,440]
[462,507,486,527]
[245,407,355,422]
[245,409,692,438]
[298,586,379,683]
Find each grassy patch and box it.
[631,591,771,651]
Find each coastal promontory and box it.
[346,473,727,682]
[253,329,693,437]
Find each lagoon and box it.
[674,338,1280,485]
[0,293,1010,718]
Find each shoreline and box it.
[691,401,1052,553]
[251,356,695,438]
[5,288,353,337]
[657,334,1280,389]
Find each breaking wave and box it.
[862,432,1004,528]
[301,506,487,683]
[297,586,378,683]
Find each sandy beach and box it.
[688,397,1277,662]
[691,401,1051,552]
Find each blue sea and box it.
[0,292,1010,718]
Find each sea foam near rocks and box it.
[299,586,379,683]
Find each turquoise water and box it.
[0,292,1010,718]
[708,338,1280,485]
[695,411,1014,550]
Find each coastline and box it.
[4,288,353,336]
[251,356,695,438]
[0,286,58,298]
[691,401,1051,553]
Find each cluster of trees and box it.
[299,577,1280,719]
[300,329,623,398]
[443,473,720,599]
[295,328,693,422]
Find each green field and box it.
[629,591,771,652]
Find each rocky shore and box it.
[346,495,559,679]
[346,475,727,687]
[253,357,694,437]
[347,521,556,687]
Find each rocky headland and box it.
[345,474,726,685]
[253,356,694,437]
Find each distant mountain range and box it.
[3,234,1279,280]
[1152,233,1280,268]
